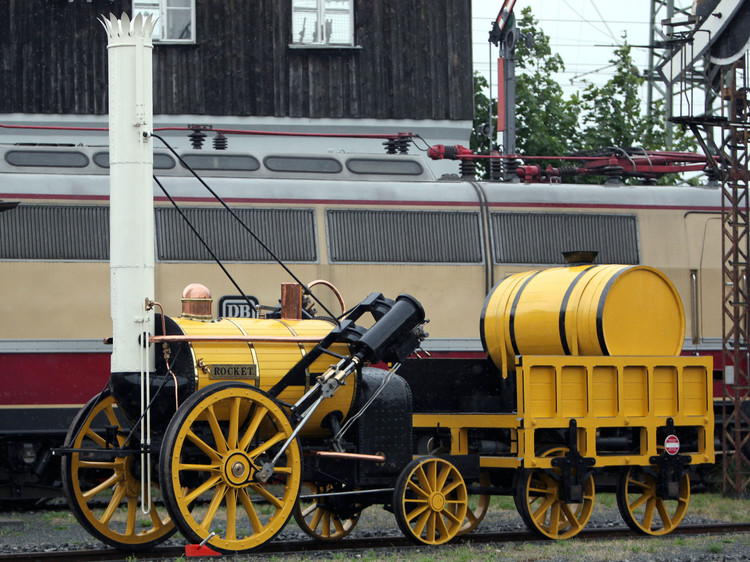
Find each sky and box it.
[471,0,693,103]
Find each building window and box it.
[133,0,196,44]
[292,0,354,46]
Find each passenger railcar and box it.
[0,137,724,504]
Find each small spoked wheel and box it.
[159,382,302,553]
[513,447,595,540]
[458,471,491,535]
[393,456,468,545]
[61,391,175,550]
[293,482,360,541]
[616,465,689,535]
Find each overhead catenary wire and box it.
[150,133,340,322]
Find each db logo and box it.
[219,295,259,318]
[664,434,680,455]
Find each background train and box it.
[0,132,723,503]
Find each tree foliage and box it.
[472,6,696,182]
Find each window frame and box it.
[133,0,196,45]
[291,0,355,48]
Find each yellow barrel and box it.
[171,316,353,437]
[480,264,685,370]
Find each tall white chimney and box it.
[101,13,156,378]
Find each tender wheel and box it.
[293,482,360,541]
[458,471,491,535]
[616,465,689,535]
[513,447,595,539]
[61,391,175,550]
[159,382,302,553]
[393,456,468,545]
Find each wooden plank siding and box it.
[0,0,472,121]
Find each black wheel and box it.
[159,382,302,553]
[393,456,467,545]
[61,391,175,550]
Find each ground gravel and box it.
[1,496,748,560]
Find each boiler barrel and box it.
[480,264,685,369]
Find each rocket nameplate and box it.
[211,364,258,381]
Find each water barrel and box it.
[480,264,685,370]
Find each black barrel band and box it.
[558,266,597,355]
[509,271,541,356]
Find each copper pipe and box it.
[308,451,386,462]
[149,335,323,344]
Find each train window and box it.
[327,209,482,263]
[345,158,423,176]
[491,213,639,264]
[93,151,176,170]
[263,156,343,174]
[156,207,317,262]
[5,150,89,168]
[0,205,108,260]
[180,154,260,171]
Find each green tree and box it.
[514,7,581,159]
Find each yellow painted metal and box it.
[617,466,690,535]
[172,316,354,437]
[515,355,715,468]
[293,482,360,541]
[394,456,468,545]
[481,265,686,373]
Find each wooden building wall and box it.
[0,0,473,121]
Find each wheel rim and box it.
[458,471,490,535]
[617,466,689,535]
[61,392,175,550]
[514,447,595,540]
[293,482,360,541]
[160,383,302,553]
[394,457,468,545]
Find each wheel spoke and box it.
[200,482,228,532]
[436,465,450,490]
[238,488,264,534]
[183,474,223,504]
[425,511,437,542]
[655,498,672,529]
[415,465,431,493]
[186,429,221,462]
[239,405,268,451]
[82,471,122,501]
[406,478,429,498]
[247,431,285,459]
[310,507,323,531]
[561,502,582,531]
[248,482,284,509]
[227,397,240,450]
[642,497,657,530]
[435,510,449,539]
[629,490,651,511]
[226,488,237,541]
[125,495,137,535]
[83,428,108,448]
[205,404,228,455]
[99,483,126,525]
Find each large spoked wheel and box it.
[458,471,491,535]
[159,382,302,553]
[393,456,468,545]
[293,482,360,541]
[61,391,175,550]
[616,465,690,535]
[513,447,595,540]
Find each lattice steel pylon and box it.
[719,64,750,495]
[680,59,750,495]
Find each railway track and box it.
[4,523,750,561]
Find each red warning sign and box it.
[665,434,680,455]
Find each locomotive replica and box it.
[52,14,715,554]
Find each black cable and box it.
[150,133,339,322]
[153,175,258,313]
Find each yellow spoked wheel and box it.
[458,471,491,535]
[61,391,176,550]
[513,447,595,540]
[159,382,302,553]
[293,482,360,541]
[393,456,468,545]
[616,465,690,536]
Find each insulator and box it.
[490,153,503,180]
[460,158,476,178]
[558,166,578,177]
[396,137,410,154]
[189,129,207,149]
[383,138,398,154]
[213,132,228,150]
[504,157,519,181]
[602,163,624,185]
